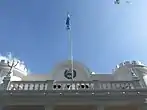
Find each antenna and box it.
[7,53,19,77]
[7,60,19,75]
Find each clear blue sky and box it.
[0,0,147,74]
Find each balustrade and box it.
[98,81,134,90]
[52,81,94,90]
[5,80,142,91]
[8,81,49,91]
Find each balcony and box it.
[0,80,146,106]
[4,80,142,91]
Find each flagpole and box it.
[68,28,74,81]
[66,13,74,81]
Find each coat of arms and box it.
[64,68,76,79]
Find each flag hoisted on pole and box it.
[65,12,74,81]
[66,12,70,30]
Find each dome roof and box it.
[54,59,90,70]
[113,60,146,71]
[51,60,91,81]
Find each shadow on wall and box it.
[3,106,45,110]
[143,75,147,85]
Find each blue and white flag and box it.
[66,13,70,30]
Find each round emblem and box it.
[64,68,76,79]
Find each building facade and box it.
[0,55,147,110]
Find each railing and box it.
[97,81,134,89]
[6,80,142,91]
[52,81,94,90]
[7,80,53,91]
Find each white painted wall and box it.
[113,67,133,81]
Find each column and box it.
[45,106,54,110]
[97,106,104,110]
[0,106,4,110]
[139,104,147,110]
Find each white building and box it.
[0,54,147,110]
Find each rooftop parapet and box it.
[113,60,146,72]
[0,53,28,75]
